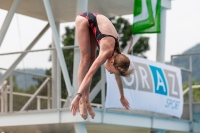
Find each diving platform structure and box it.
[0,0,199,133]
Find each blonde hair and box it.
[113,54,133,77]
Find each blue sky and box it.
[0,0,199,69]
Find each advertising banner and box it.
[105,55,183,118]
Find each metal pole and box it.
[56,22,61,109]
[63,0,89,108]
[189,56,192,72]
[9,74,13,112]
[101,66,106,122]
[73,0,88,95]
[171,55,174,65]
[1,84,3,113]
[47,80,51,109]
[89,80,102,102]
[0,24,50,85]
[37,97,41,110]
[188,55,193,131]
[0,0,21,47]
[156,8,167,63]
[4,86,8,112]
[73,0,88,133]
[43,0,73,97]
[51,22,61,109]
[122,34,141,54]
[0,81,7,113]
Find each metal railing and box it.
[0,46,103,113]
[0,70,51,112]
[171,52,200,122]
[0,78,102,112]
[0,69,102,112]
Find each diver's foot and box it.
[79,100,88,120]
[87,103,95,119]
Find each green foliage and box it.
[110,17,132,49]
[62,27,75,81]
[45,27,75,99]
[6,74,48,111]
[61,27,75,99]
[183,81,200,102]
[62,27,75,45]
[131,36,150,58]
[110,17,150,57]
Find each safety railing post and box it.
[9,74,13,112]
[37,97,41,110]
[47,80,51,109]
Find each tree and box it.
[110,17,150,57]
[131,36,150,58]
[61,27,75,99]
[109,17,132,49]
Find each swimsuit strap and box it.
[101,34,120,56]
[101,34,118,41]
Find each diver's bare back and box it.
[96,14,118,38]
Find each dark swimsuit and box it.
[79,12,120,55]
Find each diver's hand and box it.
[70,95,81,116]
[120,96,130,110]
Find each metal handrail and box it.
[171,52,200,57]
[0,45,79,56]
[0,67,49,78]
[171,53,196,124]
[4,91,102,110]
[183,85,200,95]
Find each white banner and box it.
[105,55,183,118]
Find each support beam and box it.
[0,0,21,47]
[9,74,13,112]
[75,0,88,14]
[47,80,51,109]
[72,0,88,97]
[188,70,193,131]
[51,22,61,109]
[122,34,141,54]
[63,0,90,109]
[73,0,88,133]
[89,80,102,102]
[156,8,167,63]
[101,66,106,122]
[0,24,50,85]
[0,81,7,113]
[72,0,88,99]
[43,0,73,97]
